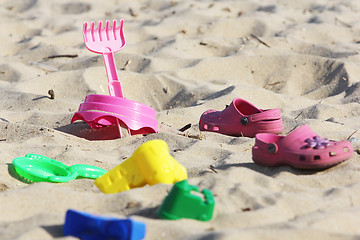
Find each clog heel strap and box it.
[247,108,282,123]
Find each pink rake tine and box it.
[83,19,126,137]
[105,20,110,40]
[91,21,95,41]
[98,21,102,41]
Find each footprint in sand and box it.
[297,45,358,59]
[3,0,37,12]
[58,2,91,15]
[259,56,349,100]
[343,82,360,104]
[0,64,20,83]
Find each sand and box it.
[1,0,360,239]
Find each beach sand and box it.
[1,0,360,239]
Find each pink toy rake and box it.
[83,20,125,98]
[71,20,158,138]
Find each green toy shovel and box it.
[12,154,107,183]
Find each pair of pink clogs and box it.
[199,98,354,169]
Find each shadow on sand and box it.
[55,122,121,140]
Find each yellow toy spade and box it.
[94,139,188,193]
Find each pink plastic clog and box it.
[199,98,283,138]
[252,125,354,169]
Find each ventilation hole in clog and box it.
[299,155,305,161]
[344,147,349,152]
[329,152,336,156]
[314,155,321,160]
[213,126,219,131]
[203,124,208,130]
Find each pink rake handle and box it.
[102,48,123,98]
[103,49,124,137]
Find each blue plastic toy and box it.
[63,209,146,240]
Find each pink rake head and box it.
[83,19,126,54]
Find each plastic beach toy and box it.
[252,125,354,169]
[199,98,283,138]
[63,209,146,240]
[157,179,215,221]
[94,139,188,193]
[71,19,158,138]
[12,154,107,183]
[71,95,158,136]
